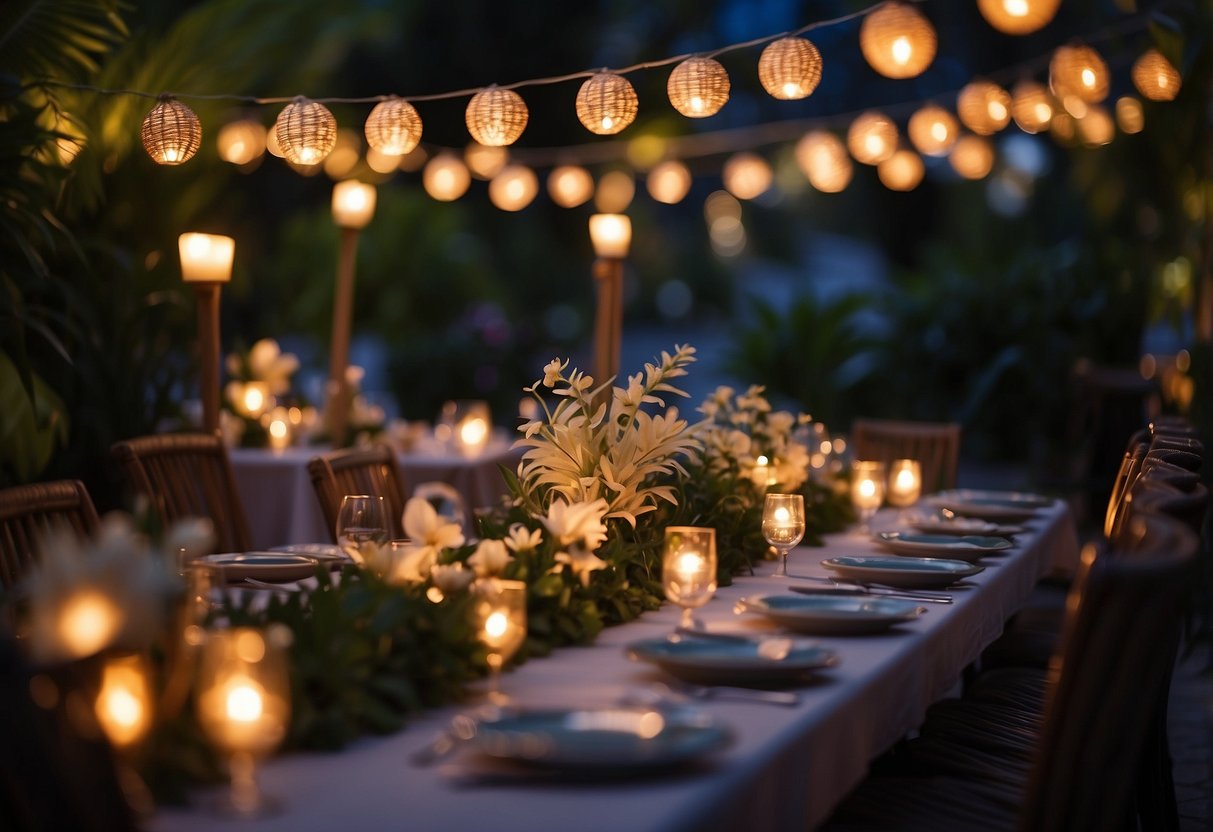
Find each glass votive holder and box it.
[851,460,887,531]
[662,527,718,630]
[887,459,922,508]
[471,578,527,702]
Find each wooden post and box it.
[592,256,624,387]
[327,227,360,447]
[194,282,222,434]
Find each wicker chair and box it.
[0,480,101,591]
[307,443,408,542]
[111,432,250,554]
[850,418,961,494]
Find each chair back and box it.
[1139,456,1203,492]
[110,432,250,554]
[1149,434,1204,461]
[1119,478,1209,538]
[1019,512,1197,832]
[1104,441,1148,538]
[307,444,408,542]
[0,480,100,591]
[850,419,961,494]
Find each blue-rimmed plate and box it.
[910,516,1025,537]
[268,543,353,567]
[736,593,926,635]
[822,555,984,589]
[873,531,1013,561]
[928,489,1053,521]
[199,552,319,583]
[626,634,837,684]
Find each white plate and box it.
[822,555,984,589]
[268,543,353,566]
[736,593,926,635]
[626,635,837,684]
[873,532,1013,561]
[198,552,320,583]
[469,706,731,772]
[928,489,1053,521]
[910,516,1024,537]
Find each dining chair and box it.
[850,418,961,494]
[307,443,408,542]
[0,480,101,591]
[111,432,250,554]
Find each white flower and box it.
[431,562,475,593]
[504,523,542,553]
[554,546,608,587]
[541,498,609,551]
[468,538,513,577]
[542,358,565,387]
[389,497,466,583]
[249,338,299,396]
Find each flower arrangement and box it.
[221,338,312,447]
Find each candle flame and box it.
[485,611,509,639]
[892,36,912,66]
[226,682,264,723]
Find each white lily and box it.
[468,538,513,577]
[554,546,608,587]
[431,562,475,593]
[390,497,466,583]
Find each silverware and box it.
[665,681,800,707]
[790,579,952,604]
[672,626,796,659]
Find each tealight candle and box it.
[887,459,922,508]
[851,460,886,531]
[264,406,292,450]
[94,653,153,749]
[237,381,271,420]
[751,454,772,490]
[662,527,717,630]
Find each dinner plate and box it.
[927,489,1053,521]
[626,635,837,685]
[198,552,320,583]
[736,593,926,635]
[873,531,1013,561]
[468,706,731,772]
[910,516,1024,537]
[268,543,353,566]
[821,555,984,589]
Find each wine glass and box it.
[851,460,887,532]
[662,527,718,630]
[762,494,805,578]
[886,459,922,523]
[336,495,390,564]
[196,626,291,817]
[471,579,527,703]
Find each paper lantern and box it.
[422,153,471,201]
[795,131,852,193]
[275,98,337,165]
[1077,105,1114,147]
[877,148,924,191]
[667,57,730,118]
[465,143,509,180]
[722,153,772,200]
[365,147,400,174]
[908,104,958,156]
[1011,81,1054,133]
[847,111,898,165]
[758,37,823,100]
[859,2,936,79]
[1050,111,1076,143]
[595,170,635,213]
[957,80,1011,135]
[647,160,692,204]
[364,96,422,156]
[1116,96,1144,135]
[265,125,285,158]
[576,72,638,135]
[465,86,528,147]
[977,0,1060,35]
[1049,45,1109,104]
[547,165,594,208]
[1132,49,1181,101]
[949,135,994,180]
[216,119,266,166]
[488,165,538,211]
[140,97,201,165]
[322,129,360,179]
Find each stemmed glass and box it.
[336,495,390,564]
[762,494,805,578]
[196,626,291,817]
[851,460,887,532]
[662,527,718,630]
[471,578,527,703]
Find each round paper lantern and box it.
[265,125,285,158]
[758,37,823,100]
[217,119,266,166]
[322,128,361,179]
[949,135,995,180]
[576,72,638,135]
[364,96,422,156]
[1077,105,1114,147]
[847,111,898,165]
[465,86,528,147]
[877,148,924,191]
[647,161,693,205]
[275,98,337,165]
[547,165,594,208]
[1050,111,1076,143]
[667,57,730,118]
[957,80,1011,135]
[489,165,538,211]
[795,131,853,193]
[1011,81,1054,133]
[1116,96,1144,135]
[722,153,772,200]
[141,97,201,165]
[422,153,471,201]
[465,143,509,180]
[908,104,958,156]
[1049,45,1109,104]
[977,0,1060,35]
[859,2,936,79]
[1132,49,1181,101]
[595,169,635,213]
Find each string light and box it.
[722,153,772,200]
[949,134,995,179]
[859,1,936,80]
[1011,80,1054,133]
[1131,49,1181,101]
[547,165,594,207]
[647,160,693,204]
[216,119,266,166]
[957,80,1011,135]
[489,164,539,211]
[140,96,201,165]
[275,97,337,165]
[796,131,852,193]
[1115,96,1144,134]
[847,111,898,165]
[594,169,635,212]
[757,37,823,101]
[466,86,529,147]
[1076,105,1114,147]
[977,0,1060,35]
[667,57,730,118]
[423,152,471,201]
[465,142,509,179]
[364,96,423,156]
[877,148,925,191]
[576,72,639,135]
[1049,44,1109,103]
[908,103,958,156]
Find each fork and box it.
[664,681,800,707]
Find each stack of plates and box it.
[196,552,320,583]
[822,555,984,588]
[735,593,926,635]
[927,489,1053,521]
[873,531,1012,562]
[627,634,837,684]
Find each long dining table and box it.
[153,500,1078,832]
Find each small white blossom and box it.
[468,538,513,577]
[431,562,475,593]
[504,523,543,553]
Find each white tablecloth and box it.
[229,437,523,548]
[153,502,1078,832]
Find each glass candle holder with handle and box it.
[662,527,718,629]
[851,460,887,531]
[471,578,527,703]
[196,626,291,818]
[762,494,805,578]
[336,495,390,564]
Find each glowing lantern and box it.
[957,80,1011,135]
[1116,96,1144,134]
[1132,49,1181,101]
[465,143,509,180]
[757,37,823,100]
[423,153,471,201]
[722,153,772,200]
[667,57,730,118]
[57,591,121,659]
[575,72,638,135]
[217,119,266,166]
[589,213,632,259]
[877,148,925,191]
[265,125,285,158]
[331,180,377,230]
[847,111,898,165]
[95,654,153,749]
[547,165,594,208]
[647,160,693,204]
[465,86,528,147]
[908,104,958,156]
[1050,45,1109,104]
[140,97,202,165]
[1077,105,1114,147]
[795,131,853,193]
[859,2,936,79]
[949,135,995,180]
[322,129,361,179]
[488,164,538,211]
[364,96,422,156]
[1012,81,1054,133]
[1050,111,1076,143]
[977,0,1060,35]
[595,170,635,213]
[275,98,337,165]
